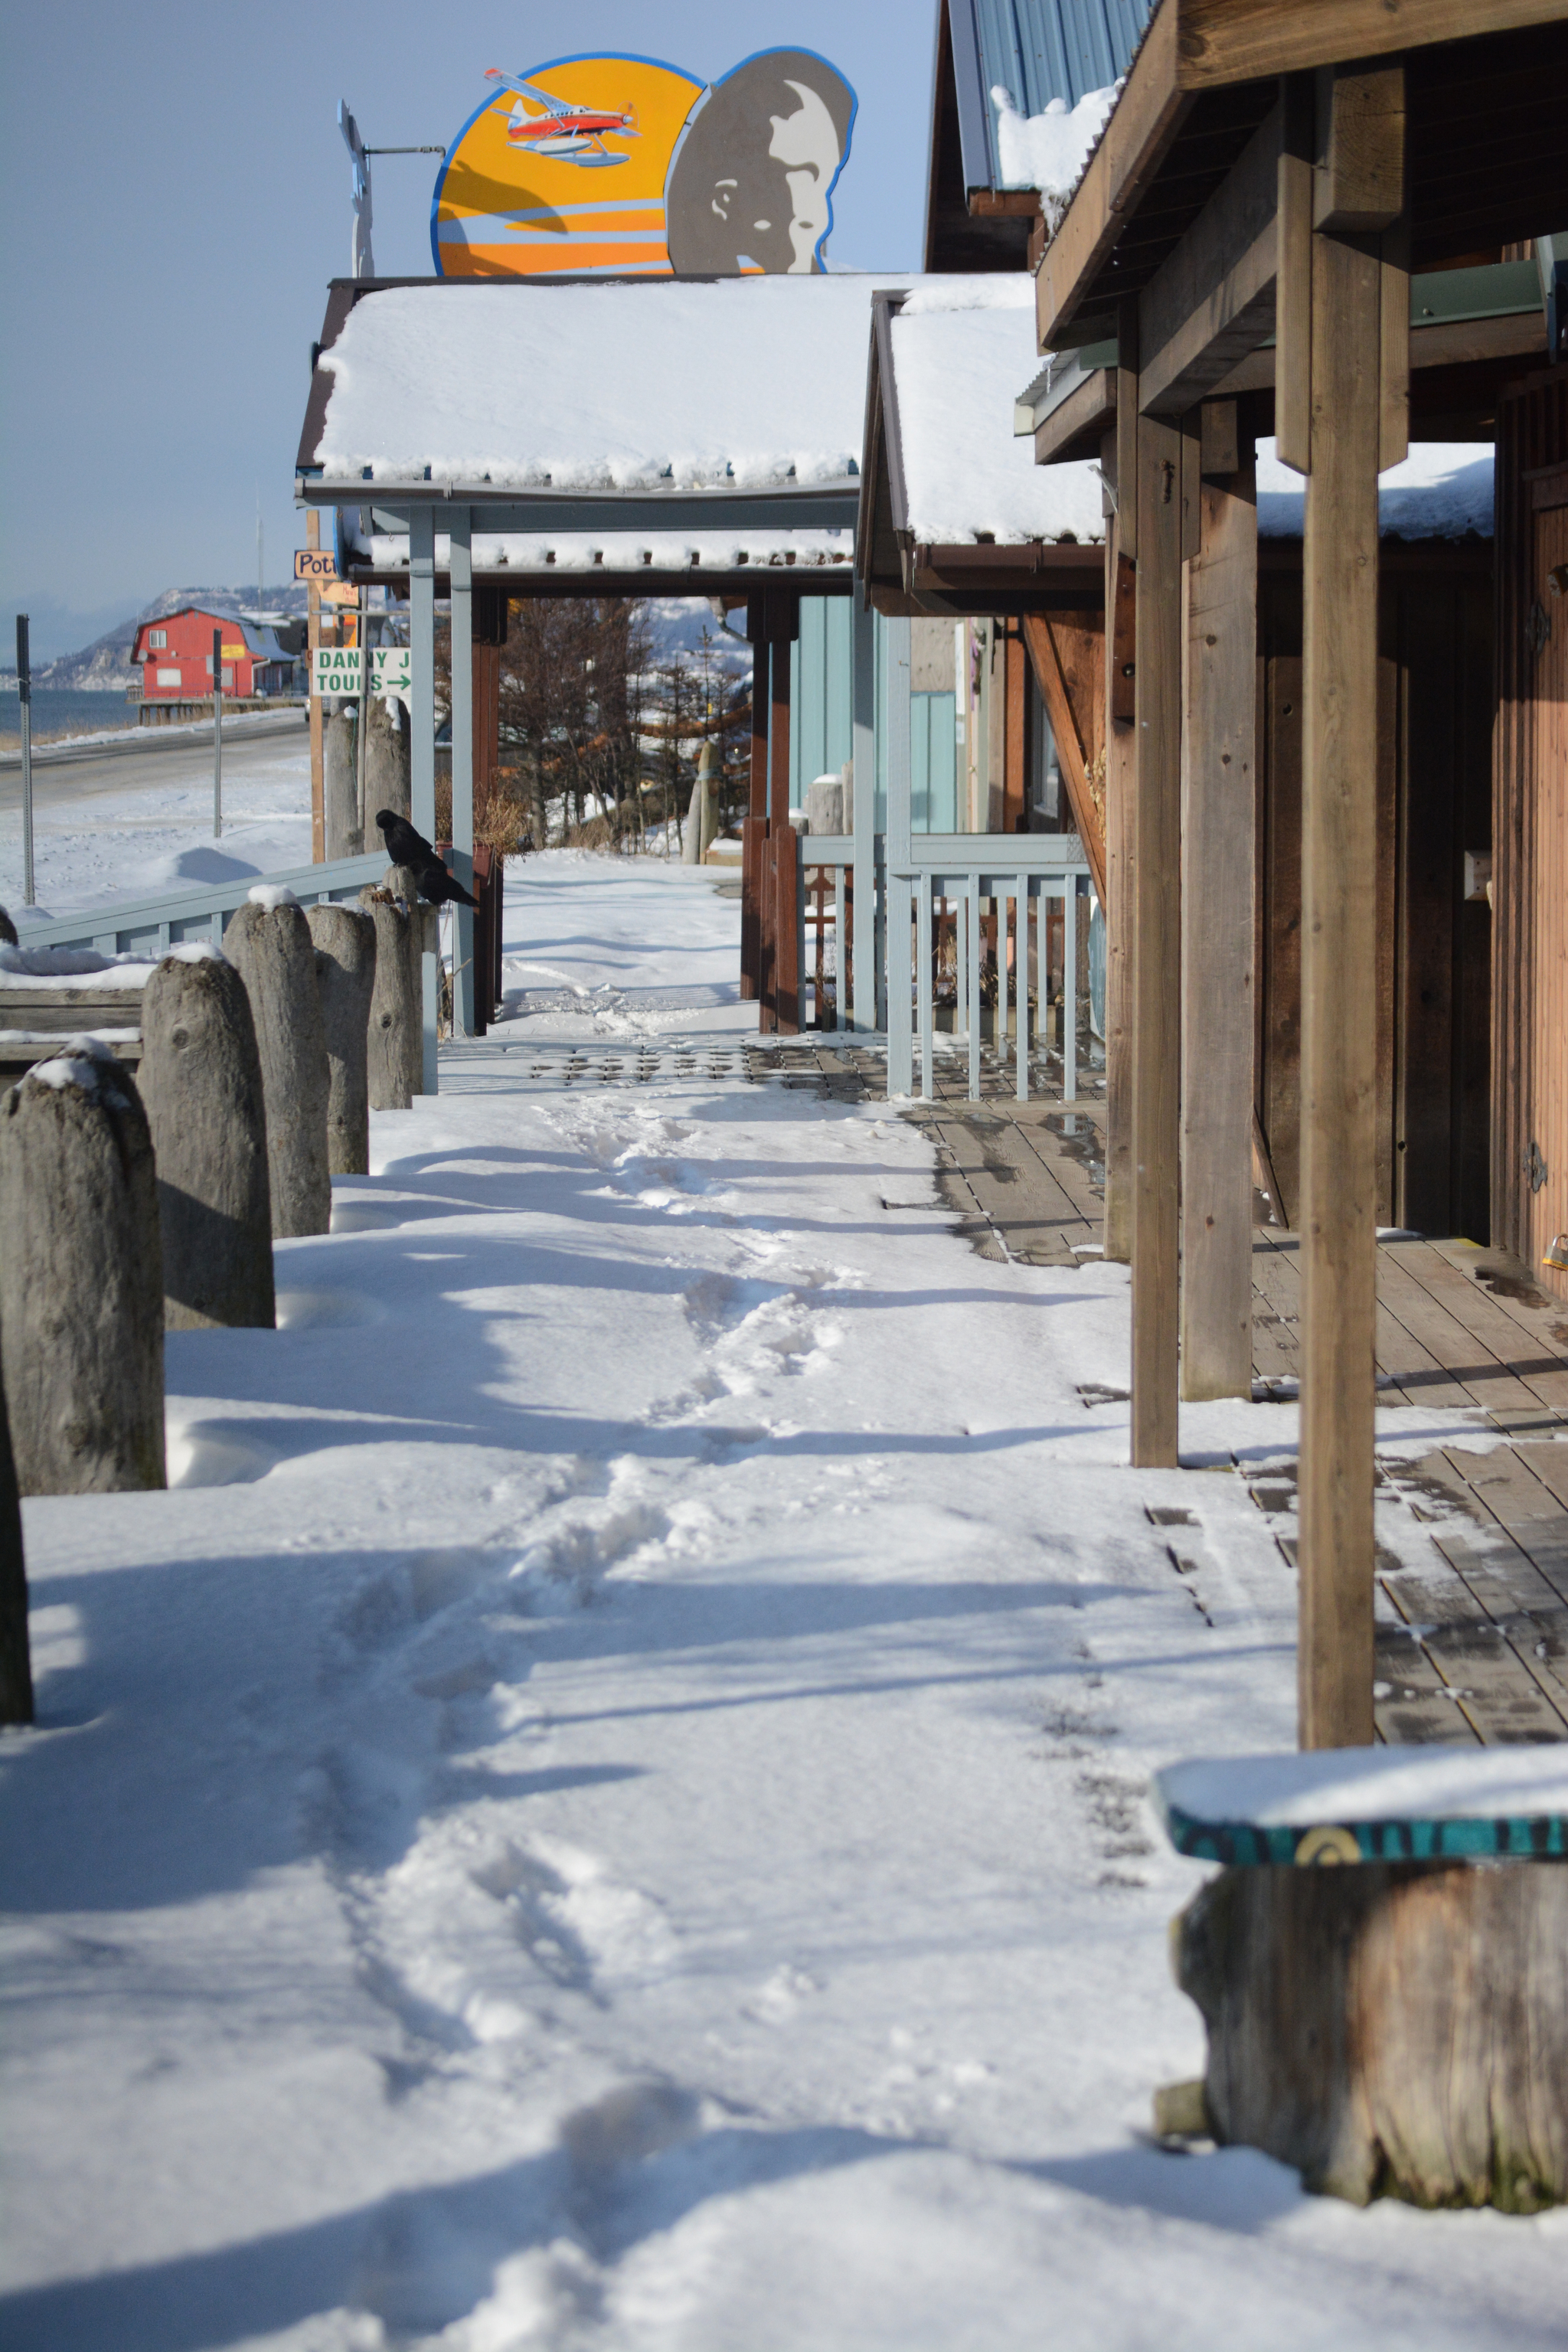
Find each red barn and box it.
[132,607,300,704]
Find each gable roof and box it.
[925,0,1151,270]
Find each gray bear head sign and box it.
[665,49,856,276]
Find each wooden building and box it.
[1023,0,1568,1746]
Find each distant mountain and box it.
[8,585,311,693]
[644,596,751,677]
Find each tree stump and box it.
[1175,1860,1568,2209]
[358,885,420,1110]
[0,1358,31,1724]
[323,707,362,859]
[138,950,274,1329]
[0,1047,166,1494]
[220,898,332,1238]
[305,902,377,1174]
[365,696,410,825]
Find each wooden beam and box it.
[1138,104,1282,418]
[1131,410,1184,1466]
[1181,424,1257,1400]
[1020,611,1107,905]
[1102,430,1135,1267]
[1175,0,1565,90]
[1033,368,1116,467]
[1037,2,1191,353]
[1312,63,1404,233]
[1274,77,1315,473]
[307,510,325,864]
[1297,67,1397,1749]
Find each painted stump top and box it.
[1155,1746,1568,1867]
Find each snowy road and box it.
[2,857,1562,2350]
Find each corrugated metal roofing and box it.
[950,0,1152,191]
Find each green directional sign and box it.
[312,647,412,699]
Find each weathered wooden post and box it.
[137,949,275,1329]
[1155,1751,1568,2210]
[0,1042,165,1494]
[358,872,423,1109]
[305,901,377,1174]
[221,890,332,1237]
[0,1359,31,1725]
[324,706,362,858]
[365,694,410,825]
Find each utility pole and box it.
[213,626,224,839]
[16,616,34,908]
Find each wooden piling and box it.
[305,902,377,1175]
[359,877,423,1109]
[0,1047,165,1494]
[220,898,332,1240]
[323,707,362,859]
[138,952,274,1330]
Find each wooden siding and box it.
[1494,374,1568,1304]
[1256,550,1493,1238]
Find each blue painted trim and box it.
[432,50,705,278]
[1161,1802,1568,1868]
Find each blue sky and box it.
[1,1,938,657]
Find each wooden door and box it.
[1527,498,1568,1298]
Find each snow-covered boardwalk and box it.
[2,856,1562,2349]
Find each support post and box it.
[307,511,325,864]
[1294,75,1397,1749]
[449,508,475,1038]
[409,505,439,1093]
[741,626,767,1002]
[1180,404,1257,1400]
[768,615,796,1034]
[212,626,224,839]
[1131,410,1184,1467]
[16,618,34,912]
[1102,431,1136,1263]
[884,616,913,1096]
[851,597,877,1033]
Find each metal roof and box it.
[949,0,1152,191]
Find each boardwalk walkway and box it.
[749,1034,1568,1749]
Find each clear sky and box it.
[1,0,939,658]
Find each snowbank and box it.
[0,945,160,987]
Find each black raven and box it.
[375,809,479,908]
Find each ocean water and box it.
[0,686,139,746]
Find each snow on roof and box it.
[1256,439,1493,540]
[358,528,855,579]
[890,279,1103,546]
[990,82,1121,226]
[312,279,905,494]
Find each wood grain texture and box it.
[306,903,377,1178]
[221,901,332,1240]
[0,1057,165,1496]
[1020,611,1107,904]
[358,887,419,1112]
[1312,64,1405,233]
[0,1361,31,1724]
[1298,221,1384,1749]
[1103,463,1136,1266]
[1132,411,1184,1466]
[1175,0,1566,88]
[1178,1860,1568,2209]
[323,707,362,861]
[1181,446,1257,1399]
[1036,2,1189,350]
[139,956,274,1332]
[1138,104,1281,419]
[364,695,410,827]
[1274,149,1314,475]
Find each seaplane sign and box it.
[482,67,638,168]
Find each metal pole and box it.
[212,625,223,838]
[17,616,34,907]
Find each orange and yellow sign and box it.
[432,47,857,280]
